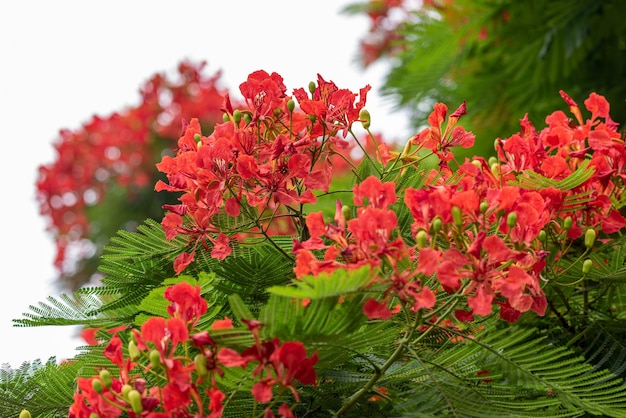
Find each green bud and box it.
[308,114,316,123]
[490,163,499,177]
[431,217,442,235]
[149,349,162,369]
[341,205,351,221]
[582,259,593,275]
[451,206,463,228]
[195,353,208,377]
[287,99,295,113]
[19,410,32,418]
[233,109,242,124]
[193,133,201,142]
[222,112,229,123]
[128,389,143,413]
[92,378,103,394]
[479,201,489,214]
[471,159,482,169]
[121,384,133,400]
[538,230,547,242]
[488,156,498,167]
[507,212,517,229]
[563,216,573,231]
[99,369,113,388]
[89,413,100,418]
[128,340,140,361]
[584,228,596,249]
[273,107,281,117]
[359,109,371,129]
[243,113,252,125]
[416,230,429,249]
[308,81,316,95]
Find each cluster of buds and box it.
[68,282,318,417]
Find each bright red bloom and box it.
[165,281,208,326]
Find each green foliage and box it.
[5,215,626,416]
[378,0,626,157]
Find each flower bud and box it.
[471,159,482,169]
[507,212,517,229]
[431,217,442,235]
[582,259,593,275]
[563,216,573,231]
[92,378,103,394]
[99,369,112,388]
[308,81,316,95]
[233,109,242,124]
[122,384,133,400]
[538,230,547,242]
[243,113,252,125]
[488,156,498,167]
[193,133,201,143]
[89,413,99,418]
[416,230,428,249]
[273,107,282,117]
[128,340,141,361]
[451,206,463,228]
[479,201,489,214]
[584,228,596,249]
[222,113,230,123]
[359,109,371,129]
[128,389,143,413]
[149,349,162,369]
[195,353,208,377]
[19,410,31,418]
[287,99,295,113]
[341,205,352,221]
[490,163,499,177]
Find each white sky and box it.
[0,1,411,368]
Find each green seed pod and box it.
[195,353,208,377]
[584,228,596,249]
[99,369,113,388]
[416,230,428,249]
[359,109,371,129]
[308,81,316,95]
[431,217,442,235]
[121,384,133,400]
[341,205,351,221]
[19,410,32,418]
[582,259,593,275]
[92,378,104,394]
[287,99,295,113]
[233,109,242,124]
[128,389,143,414]
[243,113,252,125]
[451,206,463,228]
[479,201,489,214]
[149,349,161,369]
[128,340,141,361]
[563,216,573,231]
[507,212,517,229]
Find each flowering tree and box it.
[344,0,626,157]
[7,68,626,417]
[36,61,232,289]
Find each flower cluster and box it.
[155,70,373,273]
[36,61,230,287]
[69,282,318,418]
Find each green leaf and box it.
[267,265,373,300]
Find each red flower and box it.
[165,281,208,326]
